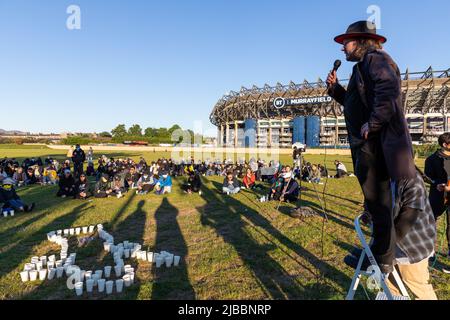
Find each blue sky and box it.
[0,0,448,135]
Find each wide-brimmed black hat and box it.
[334,20,386,44]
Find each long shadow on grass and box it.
[151,197,195,300]
[0,202,91,284]
[199,181,343,299]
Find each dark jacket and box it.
[0,187,20,202]
[223,177,240,189]
[72,149,86,164]
[59,175,75,191]
[424,150,450,216]
[328,49,415,180]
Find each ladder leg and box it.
[346,251,366,300]
[391,268,410,298]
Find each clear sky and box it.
[0,0,449,135]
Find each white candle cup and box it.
[39,256,47,264]
[39,269,47,281]
[79,270,86,282]
[85,270,93,280]
[124,267,134,275]
[140,251,147,261]
[57,230,62,235]
[75,227,81,235]
[56,267,64,278]
[31,256,39,263]
[48,255,56,262]
[55,260,63,268]
[130,249,137,258]
[115,279,124,293]
[48,268,56,280]
[29,270,38,281]
[88,225,95,233]
[104,266,112,278]
[69,228,75,235]
[123,241,129,248]
[25,263,35,271]
[47,232,55,241]
[165,256,173,267]
[86,279,94,293]
[36,261,43,271]
[63,229,69,235]
[105,281,114,295]
[2,211,7,217]
[82,226,88,234]
[147,252,154,263]
[97,279,106,293]
[10,210,14,216]
[92,274,100,286]
[114,265,122,277]
[127,272,135,283]
[103,242,111,252]
[20,271,29,282]
[124,249,130,258]
[47,261,55,269]
[122,275,132,287]
[95,270,103,278]
[135,244,142,250]
[155,257,163,268]
[75,282,83,296]
[97,224,103,230]
[173,256,181,266]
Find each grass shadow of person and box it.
[151,197,195,299]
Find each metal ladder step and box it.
[376,292,410,300]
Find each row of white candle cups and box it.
[52,225,96,238]
[134,249,181,268]
[73,266,135,296]
[21,254,77,282]
[2,209,15,217]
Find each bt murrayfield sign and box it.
[273,96,333,109]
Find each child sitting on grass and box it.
[155,171,172,195]
[0,178,35,213]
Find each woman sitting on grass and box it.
[74,173,92,200]
[94,173,113,198]
[136,170,156,195]
[183,170,202,194]
[222,172,241,195]
[0,178,35,213]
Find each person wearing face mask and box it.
[1,178,35,213]
[155,171,172,195]
[71,144,86,178]
[326,21,415,274]
[94,173,113,198]
[425,132,450,260]
[136,170,155,195]
[74,173,92,199]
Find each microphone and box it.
[327,60,341,88]
[333,59,341,72]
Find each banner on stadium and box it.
[273,96,333,109]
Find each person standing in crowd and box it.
[345,169,437,300]
[425,132,450,259]
[327,21,416,273]
[72,144,86,178]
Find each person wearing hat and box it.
[112,175,126,198]
[57,169,75,198]
[326,21,416,274]
[74,173,92,200]
[136,170,156,195]
[182,169,202,194]
[0,178,35,213]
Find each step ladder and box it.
[346,215,411,300]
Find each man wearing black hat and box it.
[326,21,416,273]
[72,144,86,178]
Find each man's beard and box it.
[345,49,360,62]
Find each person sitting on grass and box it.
[85,160,95,176]
[183,170,202,194]
[243,167,261,190]
[25,167,38,185]
[94,173,113,198]
[125,166,140,190]
[155,171,172,195]
[12,167,27,187]
[74,173,92,200]
[267,172,299,203]
[42,164,58,185]
[334,160,348,178]
[136,170,156,195]
[112,175,126,198]
[57,169,75,198]
[0,178,35,213]
[267,175,284,201]
[222,172,241,195]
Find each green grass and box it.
[0,147,449,300]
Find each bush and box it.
[413,144,439,158]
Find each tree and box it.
[99,131,112,138]
[111,124,127,138]
[144,127,156,137]
[168,124,182,134]
[128,124,142,136]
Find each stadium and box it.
[210,67,450,148]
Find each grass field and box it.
[0,145,449,300]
